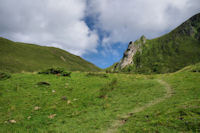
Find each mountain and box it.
[111,13,200,73]
[0,37,100,73]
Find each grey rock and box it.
[116,35,146,69]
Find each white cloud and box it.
[0,0,98,56]
[88,0,200,45]
[0,0,200,58]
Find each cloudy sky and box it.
[0,0,200,68]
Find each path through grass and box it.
[104,79,173,133]
[0,71,199,132]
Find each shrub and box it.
[0,72,11,80]
[37,81,50,86]
[38,67,64,74]
[38,67,71,77]
[86,72,108,78]
[61,71,71,77]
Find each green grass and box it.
[118,71,200,132]
[178,63,200,72]
[0,37,100,73]
[0,66,199,132]
[0,72,164,132]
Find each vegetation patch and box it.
[0,72,11,80]
[178,63,200,72]
[187,63,200,72]
[99,78,117,98]
[37,81,50,86]
[38,67,71,77]
[86,72,108,78]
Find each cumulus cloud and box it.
[87,0,200,45]
[0,0,200,63]
[0,0,98,55]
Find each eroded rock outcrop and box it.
[115,35,146,70]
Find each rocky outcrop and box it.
[115,35,146,70]
[119,41,140,69]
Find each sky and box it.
[0,0,200,68]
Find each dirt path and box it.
[103,79,173,133]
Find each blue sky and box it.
[83,42,128,68]
[0,0,200,68]
[83,15,127,68]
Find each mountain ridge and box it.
[110,13,200,73]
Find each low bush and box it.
[38,67,71,77]
[86,72,108,78]
[37,81,50,86]
[0,72,11,80]
[61,71,71,77]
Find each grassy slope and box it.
[0,72,165,133]
[120,13,200,73]
[177,62,200,72]
[119,72,200,132]
[0,66,200,132]
[0,37,100,73]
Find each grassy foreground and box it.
[0,69,199,132]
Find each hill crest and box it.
[0,37,100,73]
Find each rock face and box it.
[119,41,140,69]
[116,35,146,69]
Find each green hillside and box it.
[113,13,200,73]
[0,37,100,73]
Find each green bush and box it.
[0,72,11,80]
[86,72,108,78]
[38,67,71,77]
[61,71,71,77]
